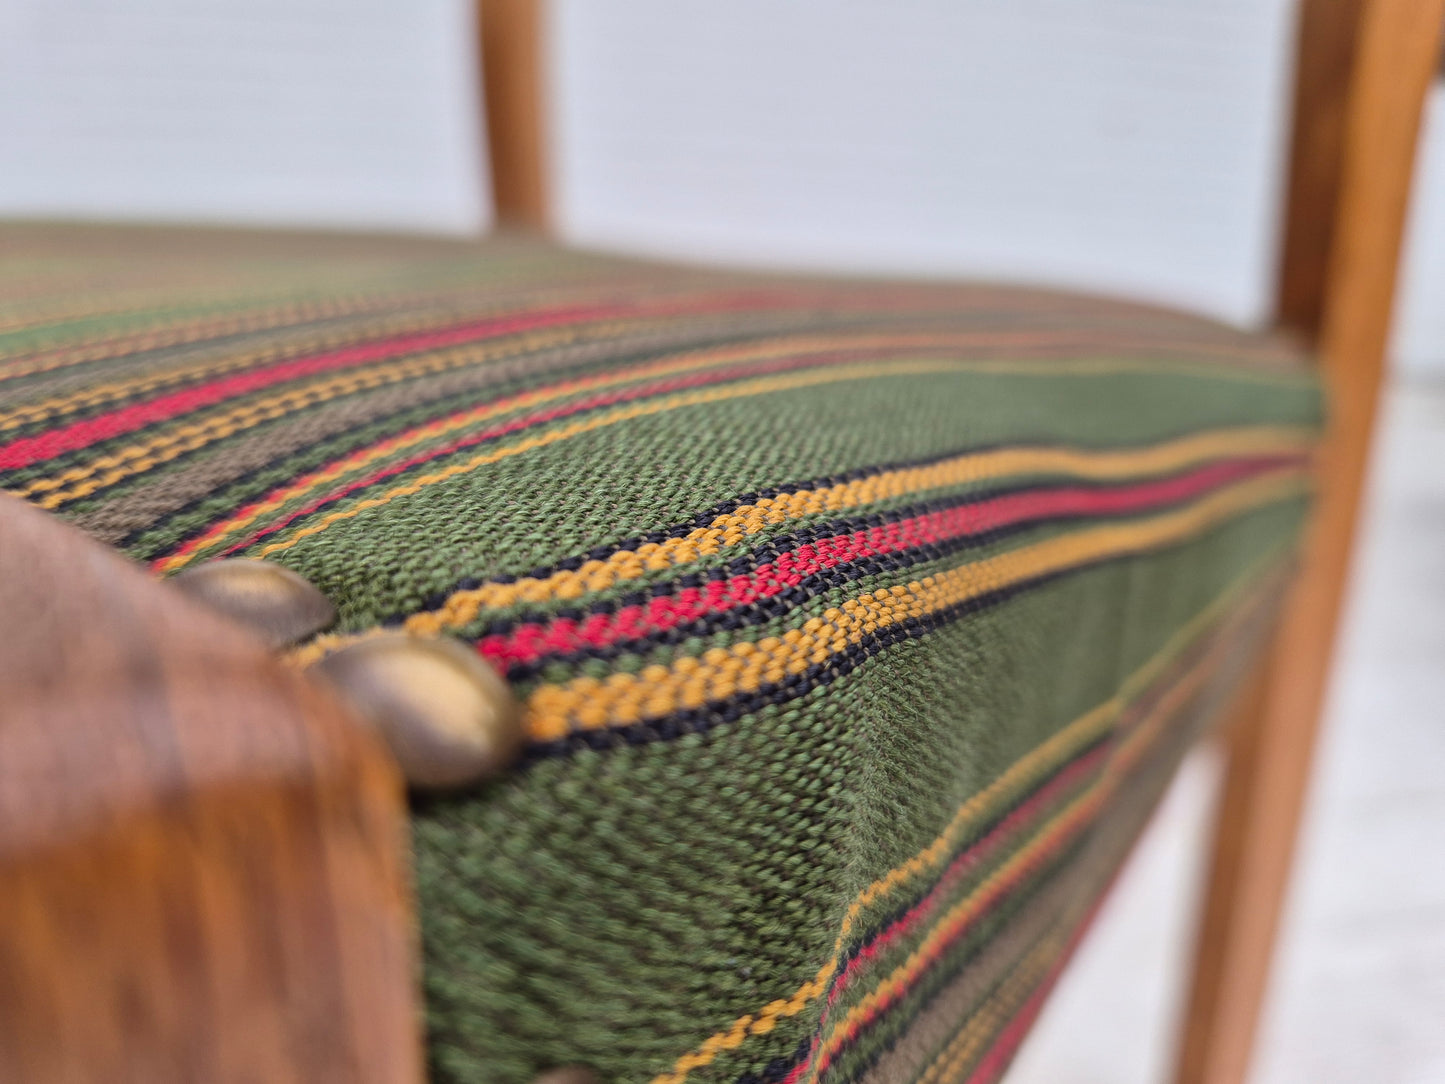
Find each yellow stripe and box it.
[249,361,973,560]
[156,333,1002,568]
[19,328,999,508]
[15,325,591,502]
[0,300,526,430]
[0,293,441,400]
[243,356,1169,571]
[17,327,926,490]
[0,280,420,354]
[835,798,1097,1081]
[283,424,1311,667]
[0,266,611,380]
[17,327,1315,511]
[645,543,1291,1084]
[20,315,736,509]
[921,925,1069,1084]
[529,470,1304,742]
[1,281,767,426]
[794,574,1264,1084]
[0,284,305,338]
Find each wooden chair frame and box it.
[0,1,1439,1080]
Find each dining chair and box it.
[0,1,1439,1081]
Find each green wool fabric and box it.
[0,224,1321,1084]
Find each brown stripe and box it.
[855,839,1104,1084]
[14,296,1273,407]
[3,271,659,402]
[65,310,833,543]
[858,735,1180,1084]
[3,298,492,404]
[855,580,1284,1084]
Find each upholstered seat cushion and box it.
[0,225,1320,1084]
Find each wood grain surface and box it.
[0,494,422,1083]
[1276,0,1368,341]
[480,0,549,230]
[1175,2,1445,1082]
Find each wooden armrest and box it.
[0,495,421,1083]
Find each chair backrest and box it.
[479,0,549,231]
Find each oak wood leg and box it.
[1172,633,1295,1084]
[1176,1,1445,1078]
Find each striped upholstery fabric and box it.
[0,225,1321,1084]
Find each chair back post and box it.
[1177,3,1445,1083]
[479,0,549,231]
[1276,0,1369,341]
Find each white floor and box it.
[1008,379,1445,1084]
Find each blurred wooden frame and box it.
[478,3,1443,1083]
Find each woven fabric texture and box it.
[0,224,1322,1084]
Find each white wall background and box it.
[1391,86,1445,378]
[548,0,1299,328]
[0,0,489,234]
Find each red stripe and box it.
[785,812,1072,1084]
[959,742,1167,1084]
[0,289,815,472]
[776,607,1236,1084]
[960,871,1120,1084]
[477,455,1299,670]
[1,300,1287,474]
[188,347,909,565]
[826,746,1106,1004]
[772,749,1106,1084]
[795,800,1096,1084]
[0,305,632,471]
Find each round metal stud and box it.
[314,634,523,790]
[532,1070,600,1084]
[171,558,336,648]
